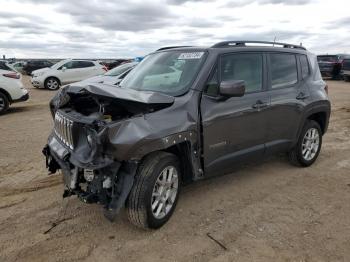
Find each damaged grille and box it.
[54,112,74,149]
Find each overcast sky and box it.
[0,0,349,58]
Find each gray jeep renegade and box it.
[43,41,331,229]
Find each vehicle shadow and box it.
[51,154,290,232]
[2,106,29,115]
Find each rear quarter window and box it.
[300,55,310,79]
[270,53,298,89]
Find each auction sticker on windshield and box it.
[178,52,204,59]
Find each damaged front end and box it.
[43,83,178,221]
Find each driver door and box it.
[200,52,270,176]
[57,61,80,84]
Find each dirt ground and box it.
[0,76,349,262]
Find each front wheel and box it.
[288,120,322,167]
[45,77,60,90]
[126,152,181,229]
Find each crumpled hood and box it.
[49,83,176,122]
[66,83,175,104]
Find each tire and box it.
[126,152,181,229]
[44,77,60,90]
[0,92,9,115]
[288,120,322,167]
[344,75,350,82]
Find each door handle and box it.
[252,100,268,109]
[296,92,309,100]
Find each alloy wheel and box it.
[301,128,320,161]
[47,79,59,90]
[151,166,179,219]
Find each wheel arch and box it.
[296,102,331,141]
[45,76,61,86]
[307,111,327,134]
[162,141,195,184]
[0,88,12,103]
[131,132,201,184]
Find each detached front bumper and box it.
[43,134,138,221]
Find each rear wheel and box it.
[344,75,350,82]
[0,92,9,115]
[288,120,322,167]
[126,152,181,229]
[45,77,60,90]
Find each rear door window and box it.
[220,53,263,93]
[270,53,298,89]
[78,61,95,68]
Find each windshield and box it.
[119,51,206,96]
[105,62,137,76]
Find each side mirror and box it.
[61,66,67,72]
[219,80,245,97]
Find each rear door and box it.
[265,52,310,153]
[201,52,270,176]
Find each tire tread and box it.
[126,151,175,229]
[288,120,322,167]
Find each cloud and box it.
[54,1,177,32]
[169,0,313,5]
[0,0,349,58]
[258,0,313,4]
[167,0,214,4]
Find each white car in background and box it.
[0,69,29,114]
[31,59,107,90]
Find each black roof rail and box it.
[156,46,193,51]
[211,40,306,50]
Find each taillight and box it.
[3,72,20,79]
[324,84,328,94]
